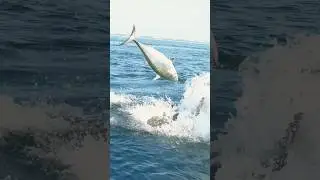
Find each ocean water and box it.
[1,0,320,179]
[1,0,109,179]
[110,36,210,179]
[212,0,320,179]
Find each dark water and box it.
[110,36,210,179]
[212,0,320,179]
[1,0,109,179]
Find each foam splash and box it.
[110,73,210,142]
[110,91,136,105]
[0,95,108,180]
[213,34,320,180]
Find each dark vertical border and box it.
[210,0,219,179]
[210,0,214,179]
[106,0,111,178]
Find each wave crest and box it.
[214,34,320,180]
[110,73,210,142]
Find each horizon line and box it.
[110,33,210,44]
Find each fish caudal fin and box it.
[119,25,136,46]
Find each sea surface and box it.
[110,36,210,179]
[1,0,109,179]
[1,0,320,179]
[212,0,320,179]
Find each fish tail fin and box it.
[118,25,136,46]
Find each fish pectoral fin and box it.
[153,74,161,80]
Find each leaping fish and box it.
[119,25,179,82]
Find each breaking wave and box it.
[110,73,210,143]
[213,34,320,180]
[0,95,108,180]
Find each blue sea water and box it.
[0,0,109,179]
[110,36,210,179]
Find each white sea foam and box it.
[110,72,210,142]
[0,95,108,180]
[214,34,320,180]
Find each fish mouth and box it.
[173,76,179,81]
[167,74,178,82]
[156,70,178,81]
[162,76,178,82]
